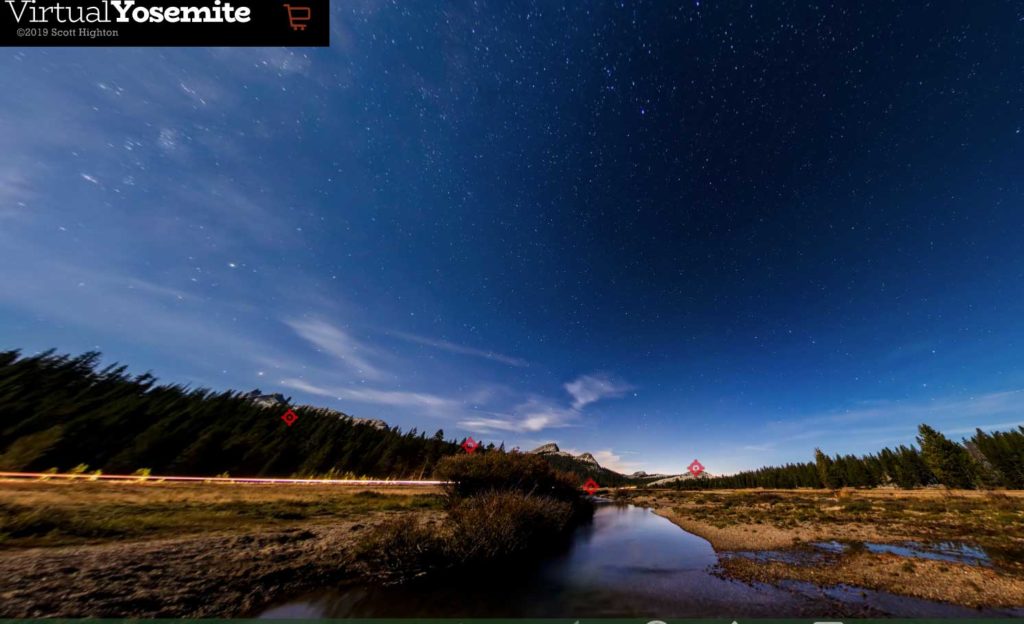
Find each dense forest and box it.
[0,349,468,478]
[671,423,1024,490]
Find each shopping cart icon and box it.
[282,4,311,31]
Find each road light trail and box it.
[0,471,446,486]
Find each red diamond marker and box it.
[688,459,705,477]
[462,437,480,454]
[582,478,600,495]
[281,409,298,427]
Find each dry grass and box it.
[631,489,1024,564]
[0,479,448,617]
[0,479,442,548]
[721,551,1024,609]
[618,487,1024,609]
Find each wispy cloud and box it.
[458,417,539,433]
[280,377,462,415]
[796,389,1024,428]
[759,389,1024,452]
[564,373,633,409]
[388,330,528,367]
[940,420,1024,435]
[0,249,262,361]
[285,318,386,381]
[0,167,34,214]
[459,373,635,434]
[460,397,579,433]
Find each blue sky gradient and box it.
[2,2,1023,474]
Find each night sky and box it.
[2,2,1023,474]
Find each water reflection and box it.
[260,505,1021,618]
[813,540,991,566]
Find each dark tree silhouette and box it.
[0,349,464,478]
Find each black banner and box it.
[1,0,329,46]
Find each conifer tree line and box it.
[673,423,1024,490]
[4,349,1023,489]
[0,349,478,478]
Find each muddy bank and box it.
[0,512,441,617]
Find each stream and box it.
[260,504,1023,618]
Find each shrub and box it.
[358,452,595,581]
[445,490,575,562]
[356,490,579,581]
[434,452,582,505]
[355,515,444,582]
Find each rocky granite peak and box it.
[530,442,562,454]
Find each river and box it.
[260,504,1023,618]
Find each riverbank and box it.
[0,479,443,617]
[622,488,1024,608]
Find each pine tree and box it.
[815,448,838,488]
[917,424,977,489]
[970,427,1024,488]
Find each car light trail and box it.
[0,471,446,486]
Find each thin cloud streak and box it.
[0,250,270,369]
[943,420,1024,435]
[388,330,529,367]
[459,417,542,433]
[459,397,580,433]
[280,378,462,414]
[285,318,386,381]
[750,390,1024,456]
[792,389,1024,429]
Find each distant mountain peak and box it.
[246,389,289,408]
[299,405,389,430]
[530,443,602,469]
[647,472,714,486]
[530,442,561,454]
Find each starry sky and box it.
[2,1,1023,475]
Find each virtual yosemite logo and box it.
[5,0,252,23]
[1,0,328,45]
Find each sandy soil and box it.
[653,508,920,550]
